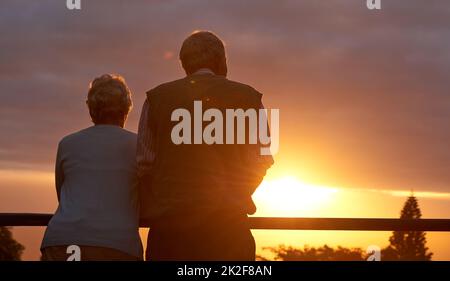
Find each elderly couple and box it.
[40,31,273,261]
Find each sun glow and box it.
[252,176,338,217]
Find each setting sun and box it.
[252,176,338,217]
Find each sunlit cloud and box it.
[368,189,450,200]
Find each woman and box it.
[41,74,142,261]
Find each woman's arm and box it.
[55,143,64,202]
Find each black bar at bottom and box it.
[0,261,449,280]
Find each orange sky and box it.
[2,167,450,260]
[1,0,450,260]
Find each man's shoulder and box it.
[146,77,262,100]
[223,78,262,97]
[145,77,188,97]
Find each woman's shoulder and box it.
[57,126,138,155]
[119,127,137,138]
[58,126,136,146]
[58,128,90,147]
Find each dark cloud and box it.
[1,0,449,191]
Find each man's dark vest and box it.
[144,73,263,219]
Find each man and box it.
[137,31,273,260]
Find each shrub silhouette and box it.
[0,227,25,261]
[260,244,366,261]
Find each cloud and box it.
[0,0,450,191]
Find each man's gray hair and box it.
[87,74,132,125]
[179,30,227,76]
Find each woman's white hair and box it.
[87,74,132,125]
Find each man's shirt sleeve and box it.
[243,99,274,191]
[136,98,156,178]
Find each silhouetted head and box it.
[86,74,132,127]
[179,30,227,76]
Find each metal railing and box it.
[1,213,450,231]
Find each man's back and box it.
[141,73,269,219]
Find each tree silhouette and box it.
[260,244,366,261]
[0,227,25,261]
[382,195,433,261]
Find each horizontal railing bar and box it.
[249,217,450,231]
[2,213,450,231]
